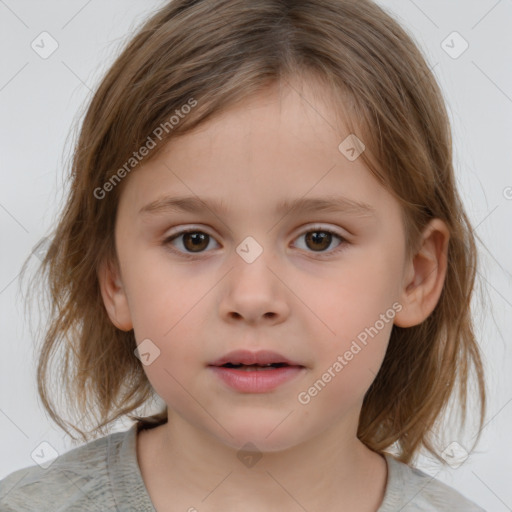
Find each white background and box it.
[0,1,511,510]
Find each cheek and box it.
[296,247,401,393]
[132,297,206,413]
[122,261,211,397]
[123,243,210,335]
[296,318,393,414]
[303,249,402,340]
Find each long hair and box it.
[19,0,486,465]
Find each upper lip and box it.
[208,349,304,367]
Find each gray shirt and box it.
[0,424,486,511]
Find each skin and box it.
[99,76,449,511]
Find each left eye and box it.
[294,228,346,254]
[163,226,348,258]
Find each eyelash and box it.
[162,225,349,260]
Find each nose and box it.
[219,249,290,326]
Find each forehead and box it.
[116,77,392,223]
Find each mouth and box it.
[208,349,304,369]
[208,351,306,393]
[217,362,296,371]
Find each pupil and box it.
[306,231,330,251]
[184,232,208,252]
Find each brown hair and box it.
[19,0,486,465]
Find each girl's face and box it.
[105,79,411,451]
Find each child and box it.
[0,0,487,510]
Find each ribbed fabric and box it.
[0,424,485,511]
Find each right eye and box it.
[163,229,219,259]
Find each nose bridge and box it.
[219,232,290,323]
[231,233,279,287]
[235,233,268,265]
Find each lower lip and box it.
[209,365,305,393]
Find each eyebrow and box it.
[139,194,376,218]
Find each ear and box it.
[394,218,450,328]
[97,256,133,331]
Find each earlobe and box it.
[394,219,450,328]
[97,257,133,332]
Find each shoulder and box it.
[0,427,129,512]
[379,453,487,512]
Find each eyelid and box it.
[163,223,349,242]
[294,223,349,238]
[164,224,218,239]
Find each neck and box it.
[137,409,388,512]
